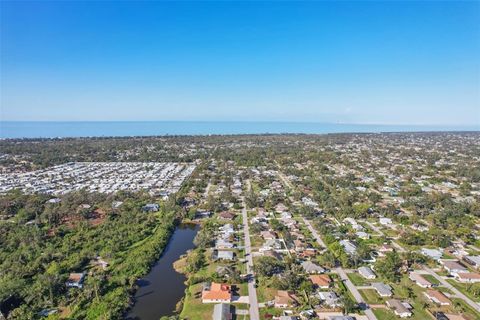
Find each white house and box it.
[358,266,376,279]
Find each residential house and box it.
[196,210,212,219]
[219,224,235,236]
[274,290,299,308]
[409,272,432,288]
[379,217,393,226]
[463,255,480,269]
[142,203,159,212]
[299,248,317,259]
[356,231,370,239]
[440,260,467,275]
[454,272,480,283]
[216,239,234,249]
[411,223,429,232]
[294,239,306,252]
[281,211,293,220]
[424,290,451,306]
[301,261,325,274]
[111,201,123,209]
[215,250,235,261]
[343,218,357,226]
[219,212,235,220]
[66,273,86,288]
[421,248,443,261]
[260,239,283,252]
[372,282,393,297]
[358,266,376,279]
[212,303,233,320]
[339,240,357,255]
[318,291,341,308]
[386,299,413,318]
[291,231,305,241]
[202,282,232,303]
[275,203,288,213]
[378,244,394,255]
[309,275,332,289]
[261,230,277,240]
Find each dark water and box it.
[127,223,199,320]
[1,121,478,138]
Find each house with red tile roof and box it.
[202,282,232,303]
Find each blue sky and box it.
[1,1,479,125]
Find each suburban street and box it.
[423,267,480,313]
[365,221,405,253]
[365,221,383,236]
[334,268,378,320]
[303,217,327,249]
[280,169,377,319]
[241,184,260,320]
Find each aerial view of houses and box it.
[0,132,480,320]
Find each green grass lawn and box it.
[237,282,248,296]
[422,274,440,285]
[446,279,480,302]
[359,289,384,304]
[256,284,276,303]
[388,275,440,320]
[180,283,214,320]
[347,272,369,286]
[260,307,283,318]
[372,308,399,320]
[451,298,480,320]
[436,286,453,295]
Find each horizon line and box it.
[1,120,479,128]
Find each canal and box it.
[127,223,199,320]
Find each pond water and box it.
[126,223,199,320]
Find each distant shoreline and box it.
[1,121,478,139]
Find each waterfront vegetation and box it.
[0,190,178,319]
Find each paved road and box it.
[203,181,212,199]
[335,268,378,320]
[391,241,406,253]
[241,181,260,320]
[303,217,327,249]
[423,266,480,313]
[364,221,405,253]
[365,221,384,236]
[276,169,293,190]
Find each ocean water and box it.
[0,121,478,138]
